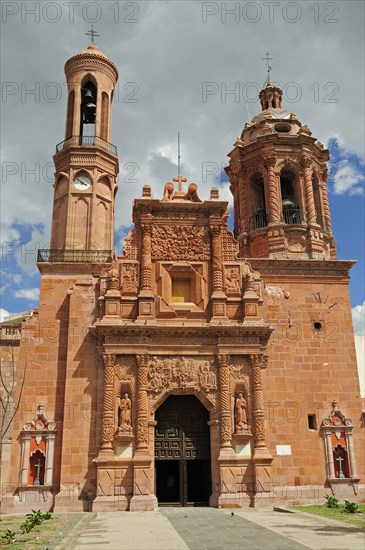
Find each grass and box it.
[0,513,84,549]
[290,503,365,529]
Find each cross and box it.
[336,456,345,478]
[262,51,273,74]
[34,458,43,486]
[85,25,100,45]
[173,175,187,193]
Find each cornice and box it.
[248,259,356,279]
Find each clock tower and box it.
[50,43,119,255]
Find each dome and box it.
[64,44,119,83]
[251,107,293,123]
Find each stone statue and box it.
[118,393,132,432]
[235,392,248,431]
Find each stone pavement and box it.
[56,507,365,550]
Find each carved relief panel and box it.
[151,225,211,261]
[147,355,217,397]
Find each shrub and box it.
[343,500,359,514]
[20,509,53,535]
[324,493,339,508]
[1,529,16,544]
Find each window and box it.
[171,278,192,303]
[308,414,317,430]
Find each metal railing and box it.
[283,208,302,225]
[37,249,112,263]
[249,211,268,230]
[55,136,117,156]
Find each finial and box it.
[85,25,100,45]
[262,51,273,87]
[173,132,187,193]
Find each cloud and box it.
[15,228,48,275]
[352,301,365,336]
[332,160,365,195]
[14,288,40,302]
[0,224,20,246]
[0,308,10,322]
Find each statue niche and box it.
[235,391,249,434]
[117,392,132,433]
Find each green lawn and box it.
[291,504,365,529]
[0,513,83,549]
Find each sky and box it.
[0,0,364,335]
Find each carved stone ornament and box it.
[147,356,217,394]
[321,401,353,430]
[123,229,138,260]
[151,225,211,261]
[22,403,56,432]
[121,263,138,293]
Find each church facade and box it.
[1,44,363,512]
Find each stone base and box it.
[129,494,158,511]
[1,488,55,514]
[92,495,129,511]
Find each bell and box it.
[83,89,94,103]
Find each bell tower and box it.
[226,74,336,260]
[49,42,119,257]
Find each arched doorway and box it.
[155,395,211,506]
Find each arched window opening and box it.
[65,91,75,139]
[80,80,97,141]
[29,450,45,486]
[280,171,301,224]
[333,444,350,479]
[249,175,267,230]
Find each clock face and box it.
[74,175,92,190]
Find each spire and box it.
[258,52,283,112]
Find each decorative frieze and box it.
[151,225,211,261]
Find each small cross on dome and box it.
[85,25,100,45]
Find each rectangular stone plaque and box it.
[276,445,292,456]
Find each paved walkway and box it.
[56,507,365,550]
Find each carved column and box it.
[210,223,227,319]
[217,354,232,449]
[249,354,270,454]
[265,157,281,223]
[140,224,152,292]
[19,434,31,485]
[302,157,316,223]
[100,353,115,455]
[211,224,224,293]
[138,223,155,319]
[323,430,335,479]
[44,433,56,486]
[345,431,359,479]
[135,354,149,452]
[320,168,332,231]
